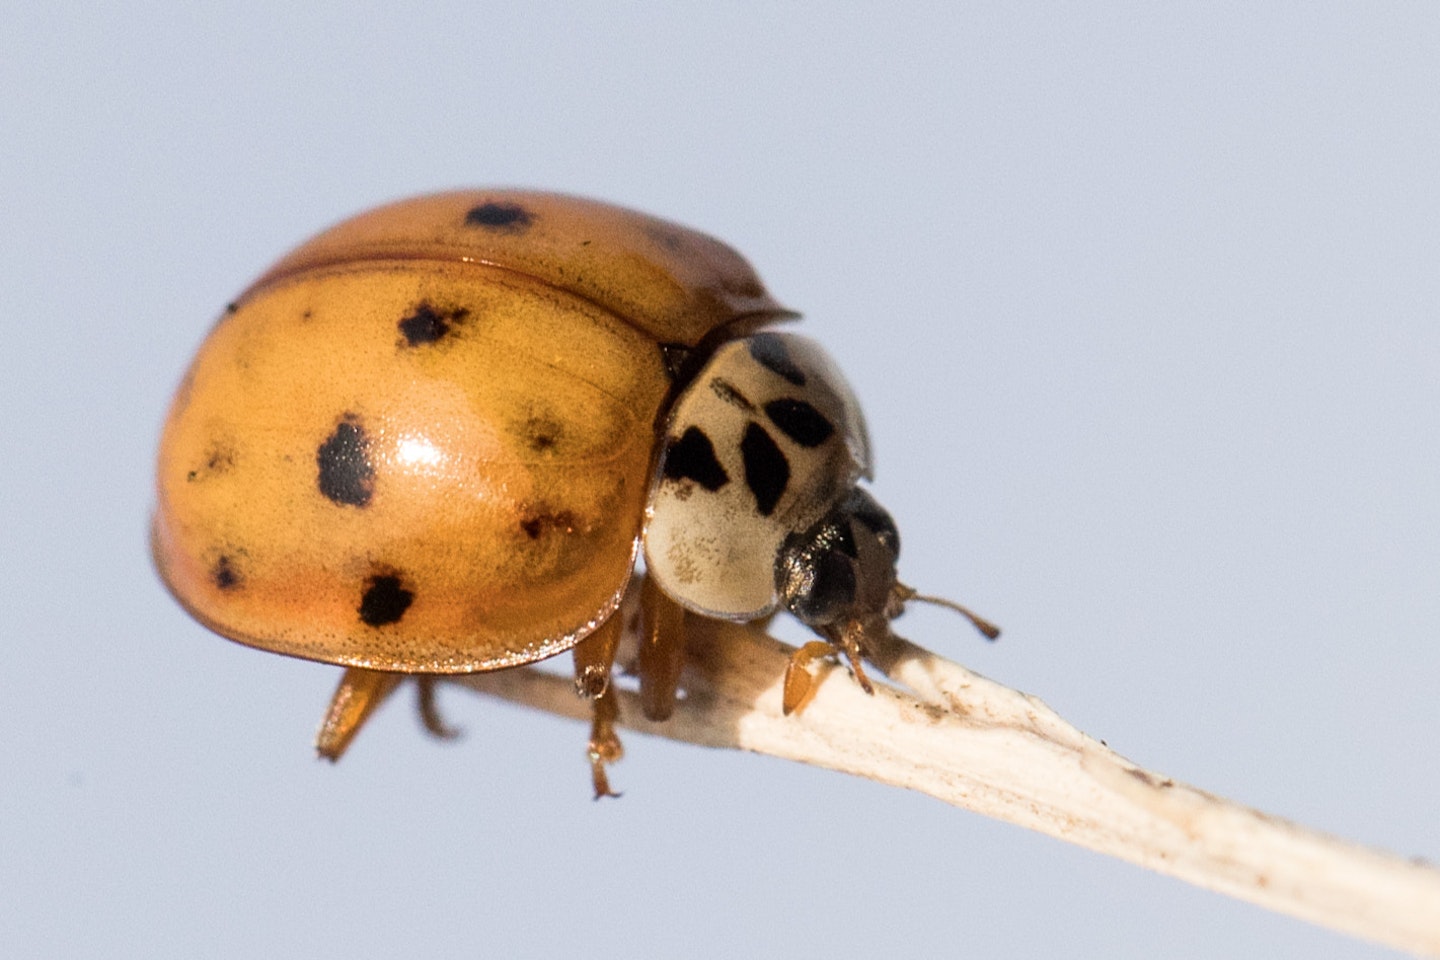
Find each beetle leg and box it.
[637,575,687,722]
[572,610,622,698]
[572,614,626,798]
[315,666,403,761]
[586,686,623,799]
[781,640,840,715]
[837,623,876,696]
[782,622,879,715]
[415,676,462,741]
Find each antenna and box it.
[893,583,1001,640]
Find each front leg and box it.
[636,574,687,722]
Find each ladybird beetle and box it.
[153,190,996,795]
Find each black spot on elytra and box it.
[212,555,241,590]
[521,414,564,453]
[464,202,533,231]
[747,334,806,386]
[224,302,239,315]
[398,302,469,346]
[316,416,374,507]
[187,442,236,482]
[663,426,729,491]
[764,398,835,448]
[518,508,580,540]
[358,573,413,627]
[710,377,756,412]
[740,422,789,516]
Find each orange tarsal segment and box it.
[781,641,838,716]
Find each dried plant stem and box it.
[449,616,1440,956]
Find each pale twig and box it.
[448,613,1440,956]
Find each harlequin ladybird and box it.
[153,189,996,795]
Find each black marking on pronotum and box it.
[464,202,533,231]
[747,333,806,386]
[316,415,375,507]
[740,422,789,516]
[212,555,241,590]
[358,573,413,627]
[764,398,835,448]
[662,426,729,491]
[398,302,470,346]
[710,377,756,413]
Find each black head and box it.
[775,487,900,632]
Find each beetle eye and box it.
[845,487,900,559]
[777,521,857,628]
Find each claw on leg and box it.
[315,666,403,761]
[416,676,462,742]
[586,685,624,799]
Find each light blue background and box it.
[4,4,1436,957]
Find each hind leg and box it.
[572,613,625,798]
